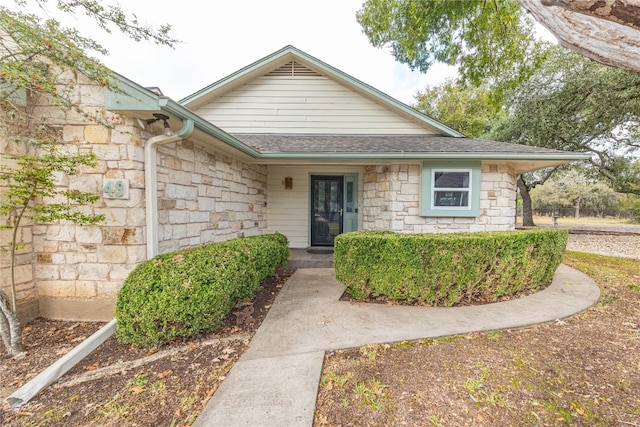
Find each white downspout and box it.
[145,133,181,258]
[145,118,195,259]
[6,117,195,408]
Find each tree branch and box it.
[541,0,640,29]
[518,0,640,72]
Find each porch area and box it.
[286,248,334,269]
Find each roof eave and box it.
[103,73,589,169]
[257,152,591,161]
[104,73,262,159]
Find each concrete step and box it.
[287,248,334,269]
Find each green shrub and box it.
[334,229,567,306]
[115,233,289,346]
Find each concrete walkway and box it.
[193,265,600,427]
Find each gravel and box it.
[567,232,640,260]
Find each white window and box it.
[431,169,471,209]
[421,161,480,217]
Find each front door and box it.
[311,176,343,246]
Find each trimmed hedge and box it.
[115,233,289,346]
[334,229,567,306]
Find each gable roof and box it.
[179,45,465,137]
[231,133,588,172]
[105,49,590,172]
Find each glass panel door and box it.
[343,174,358,233]
[311,176,343,246]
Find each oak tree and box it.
[490,47,640,225]
[357,0,550,107]
[518,0,640,73]
[413,81,498,138]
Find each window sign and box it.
[434,191,468,207]
[431,170,471,209]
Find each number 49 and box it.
[103,179,128,199]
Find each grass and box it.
[523,214,636,227]
[353,379,390,411]
[563,251,640,305]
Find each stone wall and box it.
[362,163,516,233]
[156,141,267,254]
[33,71,147,321]
[1,68,270,323]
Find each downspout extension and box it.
[145,117,194,259]
[7,320,116,407]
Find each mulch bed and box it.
[1,267,293,427]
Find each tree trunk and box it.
[518,175,536,227]
[574,197,581,219]
[0,289,24,355]
[517,0,640,73]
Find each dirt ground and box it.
[2,232,639,427]
[0,268,293,427]
[315,252,640,426]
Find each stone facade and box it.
[30,72,147,321]
[362,163,517,233]
[0,215,37,322]
[1,67,525,325]
[1,70,271,322]
[156,141,267,254]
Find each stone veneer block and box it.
[12,264,35,284]
[39,297,115,322]
[75,281,97,298]
[84,125,111,144]
[38,280,76,298]
[98,245,128,264]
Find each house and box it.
[1,46,588,323]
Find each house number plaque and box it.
[103,178,130,199]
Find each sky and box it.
[17,0,459,105]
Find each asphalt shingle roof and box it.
[232,134,567,155]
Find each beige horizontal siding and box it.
[195,76,437,135]
[267,165,364,248]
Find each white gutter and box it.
[5,118,195,408]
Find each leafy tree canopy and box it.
[357,0,550,106]
[530,169,621,218]
[413,80,498,138]
[1,1,178,109]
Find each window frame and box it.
[421,161,481,217]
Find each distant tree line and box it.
[528,170,640,222]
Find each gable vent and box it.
[266,61,322,77]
